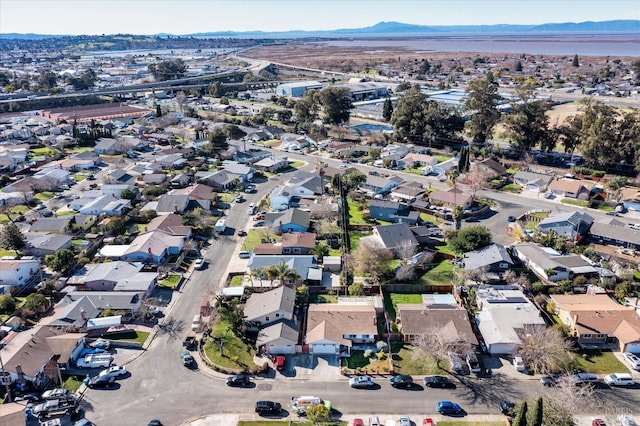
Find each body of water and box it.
[322,33,640,57]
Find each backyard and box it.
[383,293,423,321]
[158,274,181,289]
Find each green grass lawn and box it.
[63,376,84,392]
[30,147,58,157]
[239,422,346,426]
[68,146,93,153]
[71,174,87,182]
[158,274,181,289]
[34,191,55,201]
[419,212,443,225]
[289,160,305,169]
[417,260,454,287]
[0,205,30,224]
[229,275,244,287]
[0,249,16,257]
[204,319,257,370]
[384,293,424,321]
[561,198,589,207]
[501,184,522,193]
[574,349,629,374]
[349,230,372,252]
[598,205,615,212]
[347,200,368,225]
[391,343,445,375]
[436,155,452,162]
[634,271,640,282]
[342,349,389,373]
[263,139,281,148]
[433,242,455,256]
[241,229,280,252]
[108,330,150,345]
[218,193,235,202]
[309,293,338,304]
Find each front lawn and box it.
[229,275,244,287]
[574,349,629,374]
[158,274,181,289]
[242,229,281,252]
[204,319,257,371]
[342,350,389,374]
[289,160,305,169]
[561,198,589,207]
[501,184,522,193]
[34,191,55,201]
[63,376,84,392]
[0,249,17,257]
[108,330,150,345]
[391,343,445,375]
[0,205,29,224]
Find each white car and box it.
[193,258,205,270]
[89,339,110,350]
[623,352,640,370]
[348,375,374,389]
[398,416,411,426]
[98,365,127,378]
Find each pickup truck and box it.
[32,397,78,417]
[183,336,197,350]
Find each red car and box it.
[352,419,364,426]
[237,229,247,236]
[592,420,607,426]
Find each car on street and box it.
[606,211,620,216]
[500,401,516,417]
[423,375,454,388]
[604,372,635,387]
[237,229,247,236]
[181,351,194,366]
[244,184,256,193]
[618,415,638,426]
[436,400,463,415]
[390,374,413,388]
[398,416,411,426]
[148,420,164,426]
[592,420,607,426]
[349,376,375,389]
[226,374,251,387]
[507,215,516,222]
[86,174,96,180]
[193,258,205,270]
[89,339,110,350]
[234,195,244,202]
[253,220,265,227]
[247,203,257,215]
[86,375,115,388]
[253,214,265,221]
[255,400,281,415]
[238,251,251,259]
[352,419,364,426]
[98,365,127,378]
[540,374,561,387]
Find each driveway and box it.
[285,354,342,381]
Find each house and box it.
[538,211,594,241]
[380,144,410,161]
[512,242,598,282]
[71,214,97,232]
[156,194,189,214]
[99,230,184,264]
[94,137,118,154]
[401,153,438,169]
[196,169,236,190]
[551,294,640,352]
[368,200,419,225]
[265,208,311,234]
[287,172,323,197]
[429,187,473,209]
[154,153,187,169]
[280,133,313,151]
[360,174,403,196]
[462,243,514,281]
[67,261,157,294]
[365,223,419,254]
[170,173,190,188]
[547,179,593,199]
[396,294,477,346]
[269,186,292,211]
[475,285,546,354]
[101,184,134,198]
[248,255,319,284]
[23,233,72,257]
[106,168,140,185]
[621,188,640,212]
[389,181,426,203]
[0,258,40,290]
[473,158,507,178]
[588,220,640,250]
[254,156,289,173]
[256,320,299,355]
[421,157,459,176]
[78,195,131,216]
[29,217,72,234]
[276,80,323,97]
[305,304,377,355]
[47,291,144,331]
[513,171,554,192]
[172,184,217,210]
[243,285,296,328]
[253,232,317,255]
[145,213,192,237]
[220,160,255,183]
[233,149,272,164]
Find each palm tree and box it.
[310,244,330,263]
[264,265,279,285]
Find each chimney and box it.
[80,308,87,320]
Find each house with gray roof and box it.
[156,194,189,214]
[265,208,310,234]
[269,186,292,211]
[390,181,426,203]
[588,220,640,250]
[462,243,514,281]
[248,255,319,283]
[360,174,404,196]
[233,149,272,164]
[256,319,299,355]
[29,217,71,234]
[538,211,593,241]
[370,223,419,254]
[78,195,131,216]
[369,200,419,225]
[243,285,296,328]
[68,261,157,295]
[24,233,72,257]
[94,137,118,154]
[196,169,236,190]
[254,156,289,172]
[512,242,598,282]
[220,160,254,182]
[287,172,323,197]
[513,170,554,192]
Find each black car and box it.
[540,375,560,387]
[87,375,115,388]
[148,421,163,426]
[500,401,516,417]
[226,374,251,387]
[255,400,281,415]
[424,375,454,388]
[390,374,413,388]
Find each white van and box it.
[512,355,525,372]
[369,416,381,426]
[76,354,112,369]
[191,314,202,332]
[604,373,635,387]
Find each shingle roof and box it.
[373,223,418,249]
[396,304,477,345]
[243,286,296,322]
[589,222,640,245]
[1,326,65,377]
[463,244,513,270]
[306,304,377,346]
[256,319,299,346]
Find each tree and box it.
[226,124,246,140]
[352,240,392,282]
[348,281,365,296]
[512,401,528,426]
[614,280,635,303]
[23,293,49,314]
[340,170,367,193]
[120,188,137,200]
[206,128,229,159]
[423,100,465,146]
[382,97,394,121]
[317,86,352,125]
[412,325,474,369]
[0,294,17,315]
[0,222,27,252]
[294,90,319,128]
[516,325,574,374]
[310,243,329,262]
[295,285,309,305]
[219,96,230,105]
[45,248,75,273]
[305,403,331,422]
[444,225,492,254]
[37,70,57,91]
[148,59,186,81]
[390,86,427,141]
[503,90,554,152]
[464,78,502,144]
[515,60,523,72]
[528,397,543,426]
[217,299,245,333]
[572,54,580,67]
[156,104,162,118]
[457,146,470,173]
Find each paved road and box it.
[81,150,640,425]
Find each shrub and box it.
[376,341,389,353]
[591,170,605,178]
[364,349,374,358]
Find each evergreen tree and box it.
[156,104,162,117]
[515,60,523,72]
[206,128,229,159]
[382,97,394,121]
[464,78,502,144]
[457,146,470,173]
[572,54,580,67]
[528,397,543,426]
[513,401,528,426]
[0,222,27,252]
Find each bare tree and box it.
[352,239,392,281]
[542,380,599,425]
[516,325,575,374]
[412,326,474,369]
[465,168,491,197]
[313,218,340,238]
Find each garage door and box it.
[268,344,295,355]
[625,342,640,353]
[311,344,337,355]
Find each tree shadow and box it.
[454,372,524,407]
[156,317,185,342]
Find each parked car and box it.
[98,365,127,378]
[181,351,194,366]
[423,375,454,388]
[234,195,245,203]
[512,355,525,372]
[253,220,265,227]
[540,375,561,387]
[148,420,163,426]
[390,375,413,388]
[275,355,285,371]
[436,400,463,415]
[398,416,411,426]
[568,373,598,385]
[604,373,636,387]
[500,401,516,417]
[15,214,26,222]
[349,376,375,389]
[238,251,251,259]
[255,400,281,415]
[618,415,638,426]
[89,339,111,350]
[193,258,205,270]
[86,375,115,388]
[352,419,364,426]
[41,388,69,400]
[507,215,516,222]
[592,419,607,426]
[226,374,251,387]
[237,229,247,236]
[622,352,640,371]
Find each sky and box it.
[1,0,639,35]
